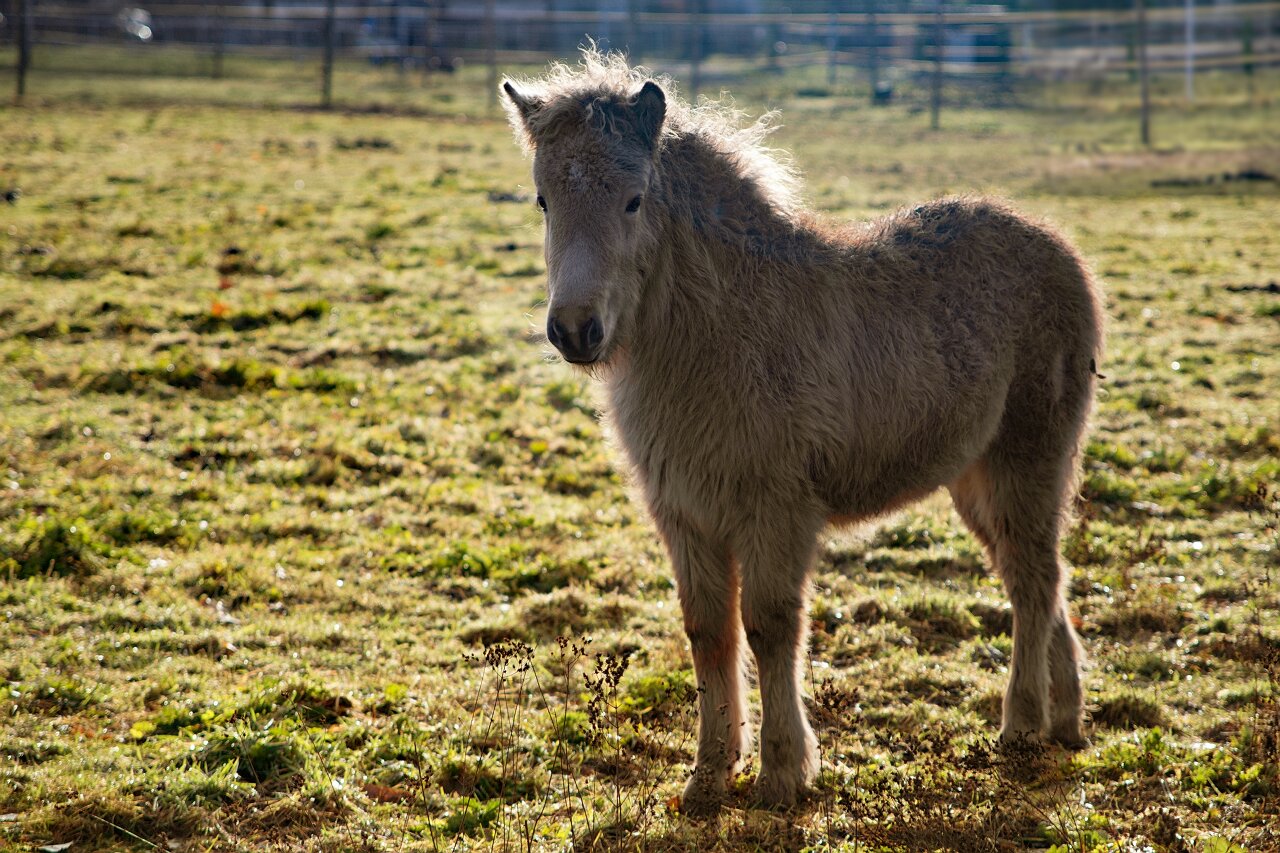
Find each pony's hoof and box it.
[1048,729,1090,751]
[998,728,1046,755]
[680,774,724,818]
[998,722,1044,744]
[751,771,803,810]
[1047,714,1088,750]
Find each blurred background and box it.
[1,0,1276,126]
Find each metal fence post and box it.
[1135,0,1150,145]
[544,0,556,54]
[827,8,838,86]
[627,0,640,65]
[322,0,337,108]
[1242,17,1255,99]
[868,0,880,105]
[424,0,439,75]
[213,3,226,80]
[16,0,31,101]
[1184,0,1195,103]
[485,0,497,108]
[689,0,703,97]
[931,0,944,130]
[395,0,408,77]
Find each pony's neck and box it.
[615,134,800,369]
[654,132,803,256]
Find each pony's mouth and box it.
[562,338,617,370]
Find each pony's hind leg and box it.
[737,512,822,808]
[1047,598,1087,747]
[657,511,748,816]
[950,455,1085,746]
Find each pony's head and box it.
[503,69,667,367]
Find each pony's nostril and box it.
[581,317,603,352]
[547,318,572,353]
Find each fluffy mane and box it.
[503,47,803,218]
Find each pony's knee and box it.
[684,623,735,669]
[1048,613,1085,689]
[742,597,804,654]
[1001,561,1065,615]
[1050,612,1083,651]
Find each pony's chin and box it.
[566,345,620,377]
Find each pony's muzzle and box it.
[547,310,604,364]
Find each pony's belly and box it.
[824,484,939,528]
[812,381,1007,522]
[812,435,979,523]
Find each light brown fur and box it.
[503,51,1103,815]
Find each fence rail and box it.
[3,0,1278,140]
[23,1,1280,25]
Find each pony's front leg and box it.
[738,517,821,808]
[656,511,748,817]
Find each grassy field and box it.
[1,52,1279,852]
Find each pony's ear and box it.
[629,80,666,149]
[502,80,542,135]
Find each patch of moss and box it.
[1093,693,1167,729]
[1,517,108,579]
[188,299,331,334]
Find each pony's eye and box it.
[536,195,547,213]
[625,195,643,214]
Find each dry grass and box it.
[0,53,1278,852]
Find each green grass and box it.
[0,50,1278,852]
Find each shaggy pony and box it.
[502,51,1103,815]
